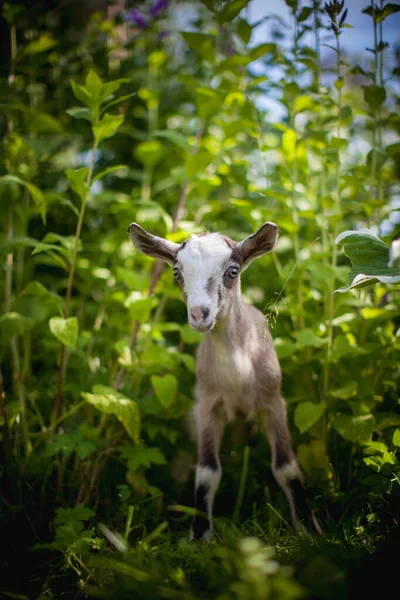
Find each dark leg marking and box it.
[289,478,321,533]
[192,484,211,539]
[275,440,295,469]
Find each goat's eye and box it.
[227,267,239,278]
[173,269,180,280]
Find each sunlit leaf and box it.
[333,414,375,442]
[124,296,156,321]
[294,402,326,434]
[66,107,93,123]
[66,168,89,202]
[218,0,251,22]
[181,32,216,62]
[195,87,225,118]
[134,140,164,167]
[23,34,57,54]
[82,385,140,443]
[151,374,178,408]
[335,229,400,292]
[282,129,296,161]
[92,165,129,183]
[93,114,124,143]
[0,312,33,345]
[49,316,78,349]
[330,382,358,400]
[393,429,400,447]
[0,175,46,223]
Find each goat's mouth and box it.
[190,320,215,333]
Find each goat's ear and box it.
[128,222,180,265]
[237,222,278,269]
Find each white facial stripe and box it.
[177,234,232,307]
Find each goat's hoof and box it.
[190,518,213,542]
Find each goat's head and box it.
[128,222,278,332]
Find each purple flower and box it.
[126,8,148,29]
[151,0,168,18]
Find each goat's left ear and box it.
[237,222,278,269]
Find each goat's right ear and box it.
[128,223,180,265]
[237,222,279,270]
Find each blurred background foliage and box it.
[0,0,400,598]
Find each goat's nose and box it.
[190,306,209,321]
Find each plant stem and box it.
[55,141,98,421]
[369,1,378,217]
[323,24,343,400]
[289,12,304,331]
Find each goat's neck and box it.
[207,287,248,348]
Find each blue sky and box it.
[250,0,400,58]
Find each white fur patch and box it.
[274,460,302,488]
[177,234,232,313]
[195,465,221,512]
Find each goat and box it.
[128,221,320,540]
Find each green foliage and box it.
[335,229,400,290]
[1,0,400,598]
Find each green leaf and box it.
[199,0,216,10]
[66,107,93,123]
[82,385,140,443]
[0,175,46,223]
[295,328,326,349]
[364,85,386,110]
[380,3,400,21]
[23,34,57,54]
[71,80,93,109]
[330,381,358,400]
[333,414,375,442]
[249,43,277,60]
[84,69,103,102]
[93,114,124,144]
[92,165,128,183]
[49,316,79,349]
[101,92,137,115]
[363,3,400,22]
[195,87,225,119]
[21,281,63,313]
[282,129,296,161]
[151,374,178,408]
[237,19,252,44]
[294,402,326,434]
[124,296,156,321]
[376,413,400,430]
[66,168,89,202]
[134,140,164,167]
[120,445,167,472]
[181,32,216,62]
[0,312,33,345]
[294,95,313,113]
[335,229,400,292]
[180,324,203,344]
[154,130,189,150]
[99,78,130,104]
[218,0,251,22]
[54,504,95,525]
[297,6,312,22]
[393,429,400,447]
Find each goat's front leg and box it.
[190,403,225,541]
[263,396,321,534]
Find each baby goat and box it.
[128,221,319,539]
